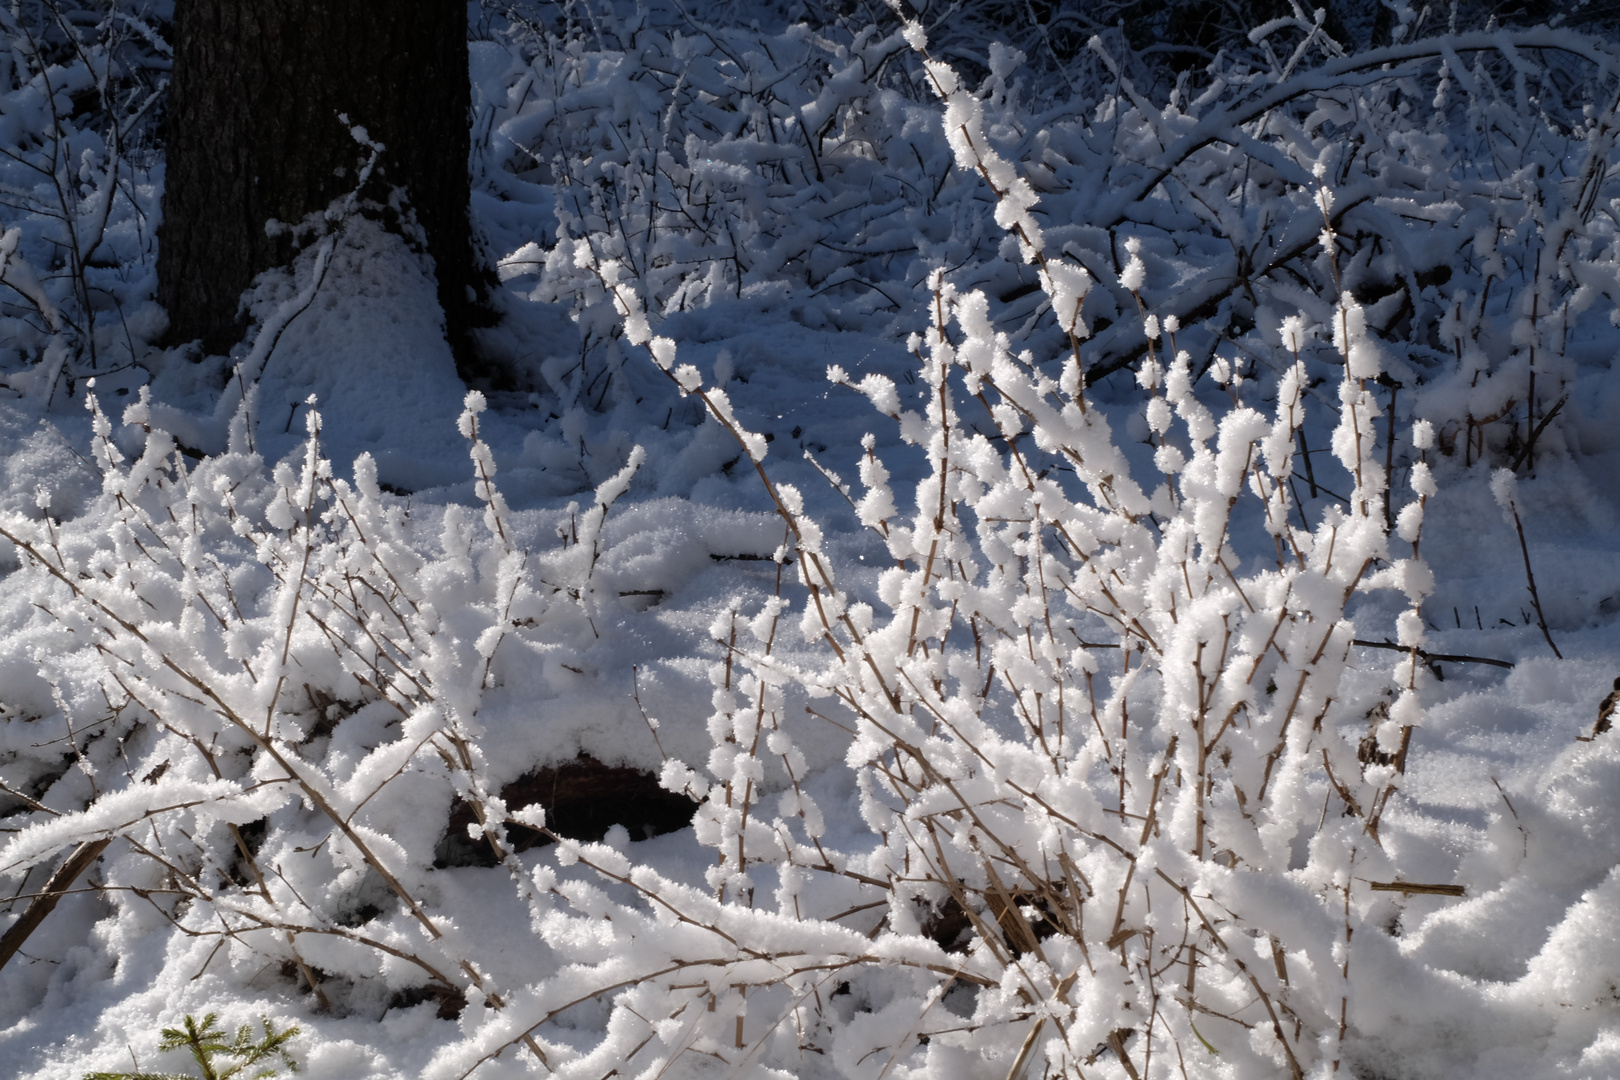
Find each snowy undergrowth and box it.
[483,1,1620,485]
[0,0,167,404]
[5,3,1620,1080]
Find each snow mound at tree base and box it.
[244,216,470,491]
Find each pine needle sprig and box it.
[83,1013,301,1080]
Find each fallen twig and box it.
[1368,880,1465,897]
[1350,639,1513,669]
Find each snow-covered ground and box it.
[3,4,1620,1079]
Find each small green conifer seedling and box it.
[83,1012,301,1080]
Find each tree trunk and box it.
[158,0,487,371]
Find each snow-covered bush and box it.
[482,4,965,413]
[0,387,603,1028]
[0,0,167,402]
[483,3,1620,481]
[514,20,1439,1073]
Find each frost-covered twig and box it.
[1491,468,1562,659]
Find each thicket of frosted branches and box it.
[2,2,1620,1078]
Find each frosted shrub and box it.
[502,27,1455,1077]
[0,386,638,1065]
[1070,18,1620,473]
[483,5,1620,480]
[3,226,1444,1079]
[0,1,167,401]
[483,4,1075,417]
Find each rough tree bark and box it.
[158,0,489,374]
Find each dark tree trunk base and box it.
[159,0,491,375]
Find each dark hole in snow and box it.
[386,982,468,1020]
[278,959,322,991]
[922,889,1063,957]
[302,683,355,744]
[235,816,267,851]
[225,817,270,891]
[998,280,1040,304]
[331,867,392,927]
[276,959,355,1009]
[1415,264,1452,290]
[335,900,384,928]
[1353,277,1405,305]
[435,756,699,868]
[922,897,972,953]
